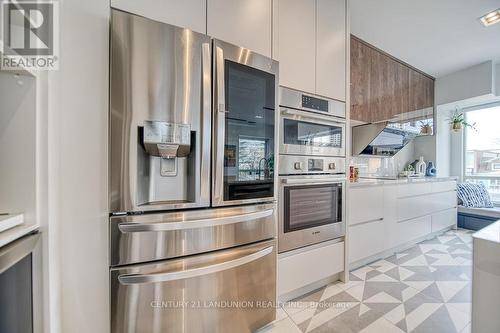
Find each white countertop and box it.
[0,222,39,248]
[473,220,500,244]
[348,176,458,188]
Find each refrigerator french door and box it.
[212,39,279,207]
[110,9,279,333]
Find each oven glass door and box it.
[283,183,342,233]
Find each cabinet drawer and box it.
[432,191,457,212]
[432,208,457,232]
[394,215,431,247]
[349,186,384,225]
[349,219,385,264]
[397,183,432,198]
[397,195,432,222]
[431,181,456,193]
[278,241,344,296]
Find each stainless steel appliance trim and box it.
[279,86,346,118]
[212,39,279,207]
[118,208,274,233]
[201,42,212,203]
[213,45,226,206]
[280,177,346,185]
[117,245,273,285]
[0,233,40,275]
[281,108,346,125]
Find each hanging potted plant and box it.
[448,108,476,132]
[419,120,433,135]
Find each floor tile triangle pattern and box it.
[258,229,473,333]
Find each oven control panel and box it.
[279,155,346,175]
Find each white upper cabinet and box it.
[110,0,206,33]
[207,0,272,57]
[277,0,316,93]
[316,0,346,101]
[276,0,346,100]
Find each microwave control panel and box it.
[301,95,328,112]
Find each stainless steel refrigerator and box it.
[109,8,279,333]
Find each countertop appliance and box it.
[352,122,419,157]
[109,9,278,333]
[278,87,346,253]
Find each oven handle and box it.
[117,246,273,285]
[118,208,274,233]
[281,108,346,125]
[281,178,346,185]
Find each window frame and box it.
[462,102,500,205]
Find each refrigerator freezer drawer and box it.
[110,203,276,266]
[110,239,276,333]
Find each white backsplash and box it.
[351,135,438,178]
[351,140,417,178]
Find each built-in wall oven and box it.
[278,157,346,253]
[278,87,346,253]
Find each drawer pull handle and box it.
[118,209,273,233]
[118,246,273,285]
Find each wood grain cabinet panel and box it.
[350,38,371,122]
[350,35,434,125]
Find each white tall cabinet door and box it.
[207,0,272,57]
[110,0,206,33]
[277,0,316,93]
[316,0,346,101]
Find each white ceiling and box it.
[350,0,500,78]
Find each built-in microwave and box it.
[279,87,346,157]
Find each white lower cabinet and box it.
[394,215,432,247]
[348,180,457,266]
[432,207,457,232]
[278,241,344,297]
[349,219,386,264]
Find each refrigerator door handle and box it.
[118,246,274,285]
[213,44,226,205]
[118,208,274,233]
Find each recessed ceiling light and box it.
[479,8,500,27]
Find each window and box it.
[464,105,500,203]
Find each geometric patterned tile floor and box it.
[259,229,474,333]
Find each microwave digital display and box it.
[302,95,328,112]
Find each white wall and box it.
[0,72,36,221]
[435,61,496,106]
[47,0,109,332]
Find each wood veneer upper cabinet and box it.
[350,36,434,124]
[350,38,371,122]
[207,0,272,57]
